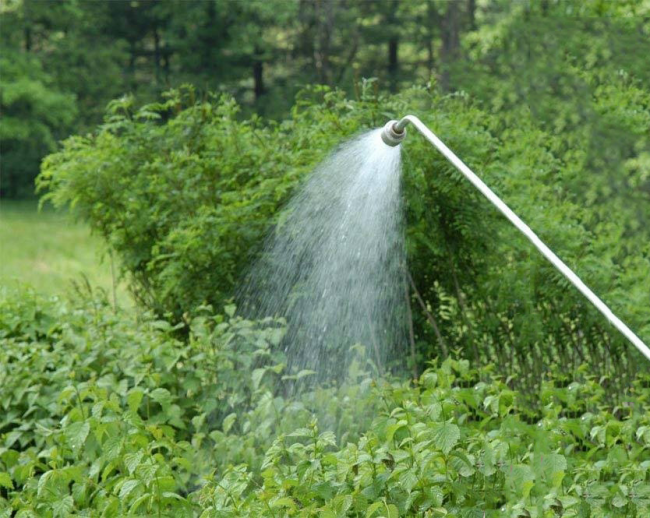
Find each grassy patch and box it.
[0,200,128,303]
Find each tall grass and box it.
[0,200,128,303]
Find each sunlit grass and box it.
[0,200,129,304]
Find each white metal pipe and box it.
[387,115,650,362]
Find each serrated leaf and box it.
[130,493,152,514]
[150,388,173,409]
[0,473,13,489]
[430,422,460,454]
[119,479,141,499]
[450,450,475,477]
[124,451,144,475]
[52,495,74,517]
[506,465,535,498]
[366,501,384,517]
[137,462,159,485]
[37,470,54,497]
[287,428,311,438]
[127,388,144,412]
[65,421,90,450]
[103,435,123,461]
[223,413,236,434]
[399,469,419,492]
[332,494,353,515]
[425,486,444,508]
[267,327,284,346]
[252,368,266,390]
[541,453,567,479]
[91,402,104,419]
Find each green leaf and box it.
[366,501,384,517]
[127,388,144,412]
[332,494,353,516]
[287,428,312,438]
[430,422,460,454]
[223,413,237,434]
[271,497,297,509]
[52,495,74,517]
[150,388,173,409]
[119,479,141,499]
[506,465,535,499]
[424,486,444,508]
[295,369,316,380]
[103,435,123,461]
[65,421,90,450]
[137,462,159,485]
[124,451,144,475]
[0,473,13,489]
[130,493,152,514]
[252,368,266,390]
[450,450,475,477]
[541,453,567,478]
[37,470,54,498]
[399,469,419,492]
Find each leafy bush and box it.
[39,83,650,386]
[39,86,356,316]
[1,290,649,516]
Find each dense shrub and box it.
[39,82,650,385]
[1,290,649,516]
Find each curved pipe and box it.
[384,115,650,362]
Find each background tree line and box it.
[2,0,507,198]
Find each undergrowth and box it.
[1,289,648,517]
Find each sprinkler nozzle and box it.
[381,120,406,147]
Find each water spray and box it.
[382,115,650,362]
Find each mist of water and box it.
[240,129,407,386]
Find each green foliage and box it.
[436,1,650,387]
[1,290,649,516]
[0,51,76,197]
[5,2,650,514]
[39,82,650,386]
[0,0,127,197]
[39,85,345,315]
[3,0,649,200]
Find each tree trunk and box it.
[23,0,32,51]
[335,31,359,84]
[541,0,550,16]
[314,0,335,84]
[387,0,399,91]
[388,37,399,90]
[468,0,477,31]
[153,26,161,85]
[129,42,137,90]
[24,26,32,51]
[253,59,265,100]
[439,0,461,91]
[426,0,436,80]
[162,48,170,85]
